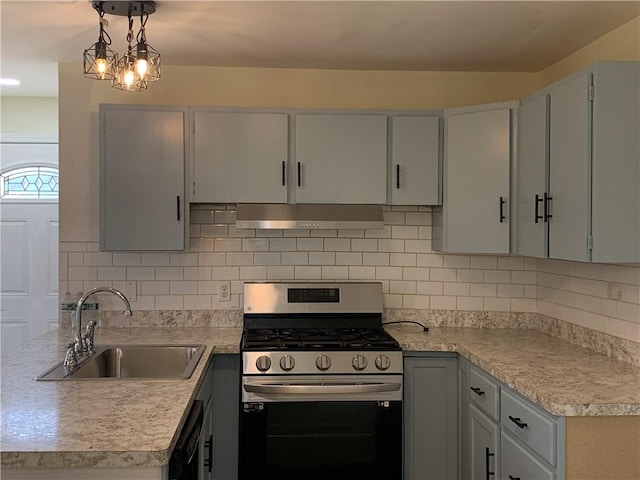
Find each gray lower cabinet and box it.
[470,404,499,480]
[100,104,188,251]
[404,354,458,480]
[211,355,240,480]
[459,361,564,480]
[196,361,215,480]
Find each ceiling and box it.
[1,1,638,97]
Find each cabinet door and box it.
[211,355,240,480]
[548,73,592,262]
[470,404,499,480]
[295,114,387,204]
[515,95,549,257]
[442,108,511,253]
[200,403,214,480]
[390,116,440,205]
[458,360,471,480]
[500,431,555,480]
[101,107,186,251]
[404,356,458,480]
[192,111,288,203]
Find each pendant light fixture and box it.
[112,12,148,92]
[83,2,117,80]
[85,1,160,92]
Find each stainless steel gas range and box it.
[239,282,402,480]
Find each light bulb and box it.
[96,58,108,78]
[136,58,148,78]
[124,69,135,87]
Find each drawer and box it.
[501,389,557,465]
[500,430,555,480]
[469,366,500,421]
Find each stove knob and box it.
[280,354,295,371]
[352,354,368,371]
[375,354,391,371]
[316,355,331,371]
[255,355,271,372]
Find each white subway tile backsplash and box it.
[184,267,212,281]
[390,253,416,267]
[141,253,170,267]
[156,267,184,281]
[282,252,310,265]
[269,238,297,252]
[335,252,363,266]
[351,239,378,252]
[97,267,126,281]
[308,252,335,265]
[240,266,267,280]
[321,266,349,280]
[84,252,113,267]
[267,266,294,280]
[227,253,255,266]
[324,238,351,252]
[68,266,97,281]
[59,204,639,345]
[349,266,376,279]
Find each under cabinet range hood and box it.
[235,204,384,230]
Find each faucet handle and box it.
[63,342,78,370]
[83,320,97,353]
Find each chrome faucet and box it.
[63,286,132,369]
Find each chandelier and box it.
[83,1,160,92]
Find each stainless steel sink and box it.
[36,344,206,381]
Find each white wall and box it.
[0,97,58,136]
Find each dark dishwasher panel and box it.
[169,399,203,480]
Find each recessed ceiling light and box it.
[0,78,21,86]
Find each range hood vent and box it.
[235,204,384,230]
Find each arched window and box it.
[0,166,59,200]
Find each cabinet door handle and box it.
[470,386,485,396]
[499,196,506,223]
[204,434,213,472]
[535,194,544,223]
[508,415,528,429]
[508,476,521,480]
[297,162,301,187]
[544,192,553,222]
[396,164,400,189]
[176,196,181,222]
[282,161,286,186]
[485,447,495,479]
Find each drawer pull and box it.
[508,476,521,480]
[485,447,495,479]
[470,386,485,396]
[508,415,528,429]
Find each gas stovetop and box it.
[242,327,400,351]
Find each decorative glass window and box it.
[0,166,59,200]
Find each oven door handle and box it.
[243,381,401,395]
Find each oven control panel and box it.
[243,351,403,375]
[287,288,340,303]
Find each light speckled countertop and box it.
[2,325,639,469]
[0,327,241,469]
[388,325,640,417]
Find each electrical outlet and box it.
[607,283,623,301]
[218,281,231,302]
[124,281,137,302]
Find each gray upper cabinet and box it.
[433,104,513,254]
[514,95,549,258]
[294,114,387,204]
[390,116,441,205]
[191,110,288,203]
[100,105,187,251]
[515,61,639,263]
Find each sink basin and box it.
[36,344,206,381]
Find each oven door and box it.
[239,375,402,480]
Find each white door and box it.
[0,141,59,353]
